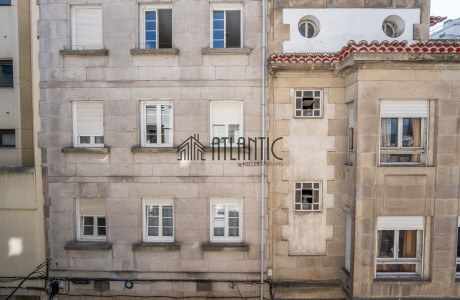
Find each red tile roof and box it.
[430,16,447,27]
[269,40,460,64]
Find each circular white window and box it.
[382,15,405,38]
[298,16,320,38]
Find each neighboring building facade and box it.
[269,0,460,299]
[38,0,265,298]
[0,0,46,299]
[431,17,460,39]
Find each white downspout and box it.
[260,0,266,298]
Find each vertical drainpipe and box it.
[260,0,266,298]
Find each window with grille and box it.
[294,182,322,212]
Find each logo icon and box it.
[177,134,206,161]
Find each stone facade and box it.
[268,0,460,299]
[38,0,265,298]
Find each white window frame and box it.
[456,216,460,279]
[139,4,173,49]
[76,198,106,241]
[294,181,322,212]
[375,216,424,278]
[142,198,174,243]
[209,3,243,48]
[379,100,429,166]
[294,89,323,118]
[70,5,103,50]
[140,101,174,147]
[209,100,243,146]
[72,101,104,148]
[210,198,243,243]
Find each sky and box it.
[430,0,460,19]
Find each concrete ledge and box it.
[0,167,35,173]
[65,241,112,251]
[131,147,176,153]
[132,242,180,251]
[201,242,249,251]
[130,48,178,55]
[60,49,108,56]
[272,280,341,288]
[373,277,426,282]
[61,147,110,154]
[202,47,251,55]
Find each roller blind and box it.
[74,6,103,49]
[79,198,105,215]
[377,216,424,230]
[380,100,428,118]
[75,102,103,136]
[210,101,242,125]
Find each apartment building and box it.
[268,0,460,299]
[0,0,46,299]
[38,0,266,298]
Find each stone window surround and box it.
[142,198,175,243]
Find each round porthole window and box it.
[382,15,405,38]
[298,15,320,38]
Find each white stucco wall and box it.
[283,9,420,53]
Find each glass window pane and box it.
[380,154,420,163]
[83,216,94,226]
[228,124,240,142]
[213,125,225,139]
[381,118,398,147]
[146,21,156,31]
[163,217,173,227]
[307,22,315,38]
[148,216,159,227]
[213,205,225,236]
[145,11,156,21]
[148,227,159,236]
[213,11,224,21]
[214,227,224,236]
[97,226,106,236]
[226,10,241,48]
[213,40,224,48]
[457,227,460,258]
[163,227,173,236]
[229,227,239,236]
[1,64,13,87]
[94,136,104,144]
[158,9,172,49]
[398,230,417,258]
[97,217,105,226]
[377,230,394,258]
[80,136,90,144]
[376,264,416,273]
[162,206,173,217]
[213,30,225,40]
[148,206,159,217]
[83,226,93,236]
[402,118,421,147]
[2,133,15,146]
[298,23,305,37]
[213,20,224,30]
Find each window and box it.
[210,101,242,146]
[210,198,242,243]
[0,61,13,87]
[143,199,174,242]
[298,16,320,38]
[376,217,424,277]
[77,198,106,241]
[348,102,354,165]
[0,0,11,6]
[71,6,103,50]
[295,90,322,117]
[0,129,15,147]
[210,4,242,48]
[382,15,404,38]
[380,100,428,165]
[140,101,173,147]
[139,5,172,49]
[294,182,322,212]
[457,217,460,278]
[72,101,104,147]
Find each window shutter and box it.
[79,198,105,215]
[380,100,428,118]
[76,102,103,136]
[377,216,424,230]
[74,7,103,48]
[211,101,242,125]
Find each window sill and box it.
[378,164,428,167]
[64,241,112,251]
[201,242,249,252]
[202,47,252,55]
[61,147,110,154]
[130,48,178,55]
[132,242,180,251]
[59,49,108,56]
[0,167,35,173]
[373,276,426,282]
[131,147,176,153]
